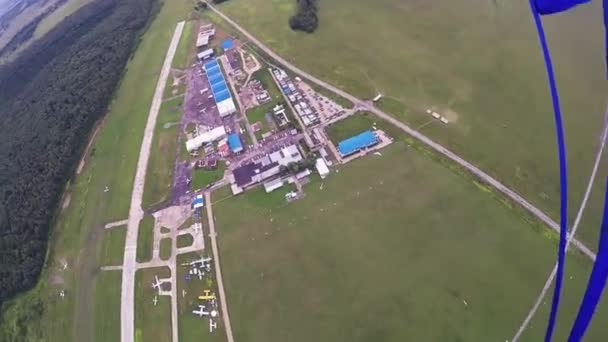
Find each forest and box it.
[0,0,158,310]
[289,0,319,33]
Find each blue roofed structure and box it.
[337,130,379,157]
[208,73,224,85]
[215,90,231,102]
[221,38,234,50]
[202,57,237,117]
[192,194,204,209]
[204,60,218,69]
[227,133,243,153]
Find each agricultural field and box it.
[211,0,608,246]
[134,267,172,342]
[33,0,95,39]
[213,142,608,341]
[142,97,185,209]
[0,2,193,340]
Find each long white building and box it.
[186,126,226,152]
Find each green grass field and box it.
[135,267,172,342]
[325,112,377,144]
[142,97,184,209]
[214,142,608,341]
[245,68,288,135]
[93,271,122,342]
[99,227,127,266]
[137,215,156,263]
[212,0,608,246]
[177,233,194,248]
[160,238,172,261]
[191,161,226,191]
[176,251,227,342]
[173,20,195,70]
[0,1,192,341]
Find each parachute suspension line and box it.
[528,1,570,341]
[568,179,608,341]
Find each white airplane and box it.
[153,296,158,306]
[60,260,68,270]
[104,186,110,193]
[59,290,65,299]
[193,305,210,317]
[209,319,217,333]
[181,256,212,267]
[152,275,163,291]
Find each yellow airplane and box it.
[198,289,216,301]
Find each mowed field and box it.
[213,142,608,341]
[0,1,193,341]
[212,0,608,246]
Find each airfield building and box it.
[185,126,227,153]
[315,158,330,179]
[337,130,379,157]
[227,133,244,153]
[229,144,303,194]
[203,59,236,117]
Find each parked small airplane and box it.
[182,256,212,267]
[198,289,216,301]
[59,290,65,299]
[193,305,210,317]
[209,319,217,333]
[152,276,163,291]
[60,260,68,270]
[153,296,158,306]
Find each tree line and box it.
[0,0,158,321]
[289,0,319,33]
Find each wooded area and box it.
[289,0,319,33]
[0,0,158,309]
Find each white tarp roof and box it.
[315,158,330,177]
[197,48,214,60]
[186,126,226,152]
[217,98,236,117]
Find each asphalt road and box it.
[205,2,596,261]
[205,191,235,342]
[120,21,185,342]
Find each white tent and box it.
[217,98,236,117]
[315,158,330,179]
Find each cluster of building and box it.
[272,68,320,127]
[196,24,215,61]
[185,125,244,157]
[273,104,290,127]
[228,142,331,195]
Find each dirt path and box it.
[205,191,235,342]
[511,105,608,341]
[206,2,596,261]
[120,21,185,342]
